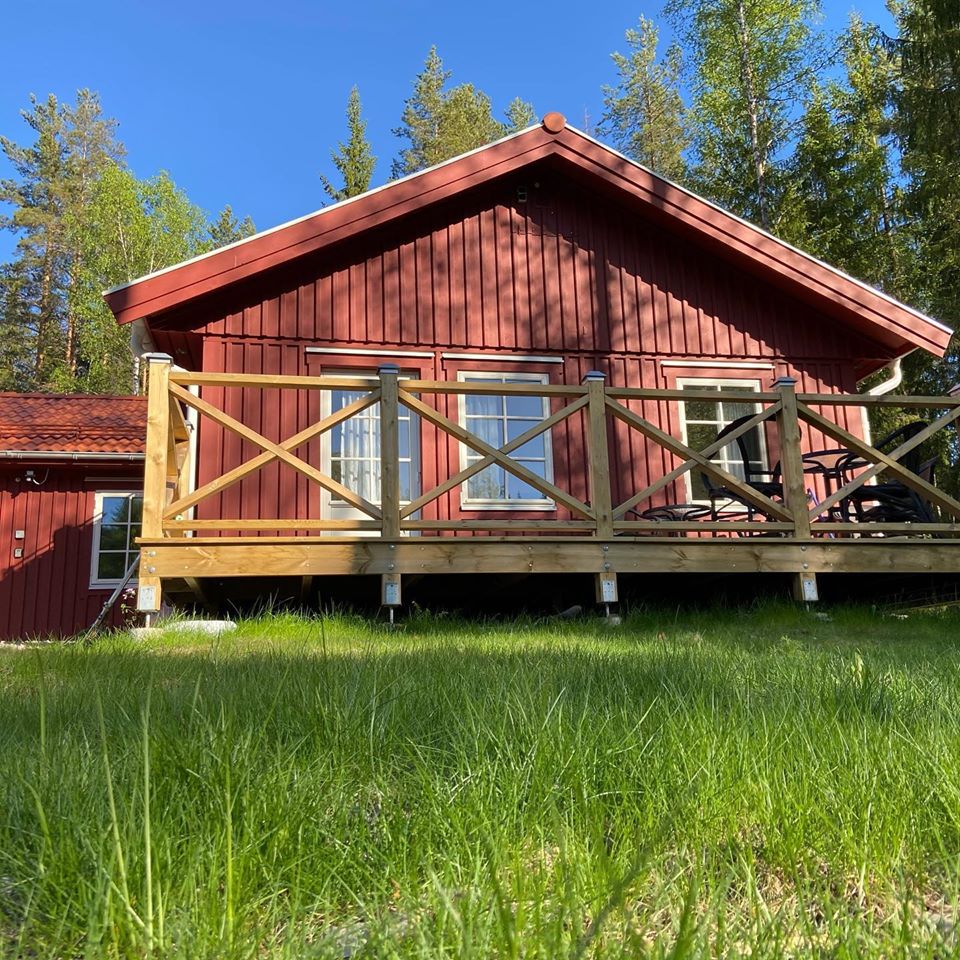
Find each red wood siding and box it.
[0,465,141,640]
[178,170,877,527]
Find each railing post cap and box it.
[583,370,606,382]
[948,383,960,397]
[772,376,797,388]
[142,352,173,364]
[378,363,401,375]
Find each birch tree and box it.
[667,0,823,231]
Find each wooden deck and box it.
[136,355,960,611]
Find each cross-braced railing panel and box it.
[140,360,960,545]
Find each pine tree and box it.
[392,48,523,177]
[0,94,71,389]
[504,97,537,133]
[892,0,960,392]
[0,90,239,394]
[667,0,824,231]
[869,0,960,475]
[791,17,903,287]
[600,17,688,181]
[207,205,256,250]
[320,86,377,203]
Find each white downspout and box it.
[860,357,903,446]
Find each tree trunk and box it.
[735,0,769,229]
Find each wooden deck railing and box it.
[140,354,960,545]
[133,353,960,611]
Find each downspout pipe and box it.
[861,357,903,446]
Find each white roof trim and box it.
[568,126,952,336]
[103,124,542,296]
[660,359,775,369]
[441,352,565,364]
[304,346,434,359]
[104,120,951,340]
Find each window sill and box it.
[459,501,556,512]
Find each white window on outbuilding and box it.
[90,491,142,588]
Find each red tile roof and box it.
[0,393,146,454]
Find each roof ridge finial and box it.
[541,112,566,134]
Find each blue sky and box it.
[1,0,896,264]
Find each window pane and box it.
[101,497,129,525]
[129,497,143,525]
[98,552,126,581]
[506,419,543,443]
[507,471,548,500]
[99,525,130,552]
[687,423,717,452]
[465,393,502,417]
[684,400,719,423]
[468,466,505,500]
[723,401,757,422]
[506,393,544,419]
[468,418,503,448]
[510,437,547,460]
[399,462,412,502]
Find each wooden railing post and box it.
[584,371,614,539]
[379,364,401,540]
[774,376,817,601]
[138,353,172,613]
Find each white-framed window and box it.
[90,491,142,588]
[457,371,555,510]
[677,379,768,503]
[326,383,417,506]
[319,373,420,528]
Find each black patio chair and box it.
[839,441,937,524]
[698,414,783,523]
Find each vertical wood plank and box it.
[775,377,811,540]
[139,353,171,611]
[584,371,613,538]
[379,364,401,539]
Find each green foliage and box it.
[3,606,960,956]
[790,18,905,288]
[320,86,377,203]
[65,163,210,393]
[504,96,537,133]
[667,0,824,232]
[392,47,530,178]
[600,17,689,181]
[206,204,256,251]
[0,90,254,394]
[891,0,960,395]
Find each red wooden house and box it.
[0,394,145,639]
[92,114,958,614]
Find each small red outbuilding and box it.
[0,394,145,640]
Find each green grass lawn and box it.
[2,605,960,958]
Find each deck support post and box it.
[381,573,402,625]
[584,371,614,539]
[595,570,619,619]
[138,353,173,613]
[774,376,818,603]
[379,364,401,540]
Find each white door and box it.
[320,374,419,532]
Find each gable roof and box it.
[103,114,952,359]
[0,394,146,456]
